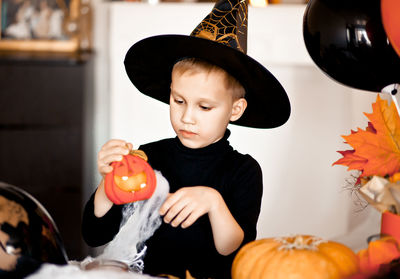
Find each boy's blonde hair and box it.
[172,58,246,100]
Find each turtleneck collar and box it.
[173,129,232,157]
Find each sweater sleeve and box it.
[226,155,263,245]
[81,141,162,248]
[81,192,124,247]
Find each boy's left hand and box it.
[159,186,221,228]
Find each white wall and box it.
[93,2,381,251]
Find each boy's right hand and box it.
[97,139,133,177]
[94,139,133,217]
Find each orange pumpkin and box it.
[357,235,400,275]
[232,235,359,279]
[105,150,156,205]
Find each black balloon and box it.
[0,182,68,278]
[303,0,400,93]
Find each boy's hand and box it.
[97,139,133,177]
[160,186,244,255]
[94,139,133,217]
[159,186,221,228]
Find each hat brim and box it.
[124,35,290,129]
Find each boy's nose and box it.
[181,107,195,124]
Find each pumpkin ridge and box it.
[278,250,340,279]
[110,171,123,204]
[232,238,273,276]
[256,249,287,279]
[231,240,258,278]
[319,241,359,276]
[250,246,280,278]
[234,240,278,279]
[236,242,268,278]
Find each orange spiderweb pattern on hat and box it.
[191,0,248,53]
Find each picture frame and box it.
[0,0,90,52]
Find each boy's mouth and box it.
[179,130,197,138]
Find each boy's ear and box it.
[230,98,247,122]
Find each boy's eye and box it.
[174,99,184,104]
[200,105,212,111]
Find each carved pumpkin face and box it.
[105,152,156,205]
[114,171,147,192]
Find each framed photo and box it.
[0,0,87,52]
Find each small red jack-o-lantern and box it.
[105,150,156,205]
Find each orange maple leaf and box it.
[333,150,367,172]
[333,95,400,177]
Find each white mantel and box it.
[91,2,380,251]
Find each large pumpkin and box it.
[232,235,359,279]
[105,150,156,205]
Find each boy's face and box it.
[170,70,244,149]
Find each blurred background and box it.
[0,0,380,261]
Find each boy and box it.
[82,0,290,278]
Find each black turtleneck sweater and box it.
[82,131,263,279]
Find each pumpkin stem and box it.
[275,235,326,251]
[129,150,148,161]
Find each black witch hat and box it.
[124,0,290,128]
